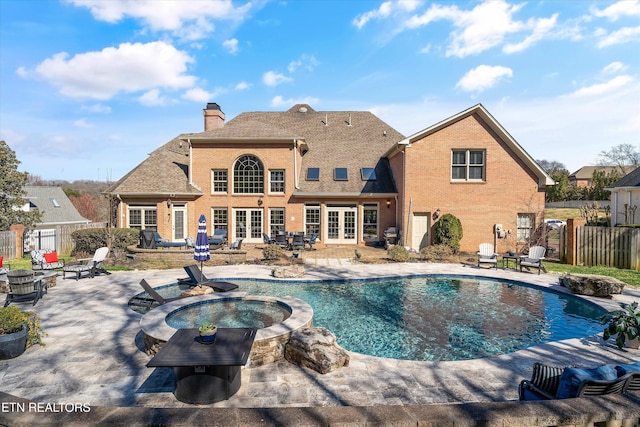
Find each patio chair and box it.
[0,256,9,275]
[208,229,228,246]
[139,279,184,306]
[275,232,289,249]
[31,249,65,270]
[263,233,275,244]
[223,238,243,251]
[519,246,546,274]
[305,233,318,251]
[154,232,186,249]
[62,246,110,280]
[477,243,498,269]
[291,233,305,251]
[178,264,239,292]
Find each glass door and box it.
[233,209,263,243]
[324,205,357,244]
[172,205,187,241]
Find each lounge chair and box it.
[179,264,239,292]
[4,270,47,307]
[208,229,228,246]
[31,249,65,270]
[477,243,498,269]
[519,246,546,274]
[154,232,186,249]
[291,233,305,251]
[62,247,110,280]
[138,279,184,306]
[223,238,243,251]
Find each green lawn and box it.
[544,260,640,287]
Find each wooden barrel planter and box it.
[7,270,35,295]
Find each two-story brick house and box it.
[105,103,553,253]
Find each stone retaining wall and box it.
[126,245,247,264]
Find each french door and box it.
[172,205,187,241]
[233,209,263,243]
[324,205,357,245]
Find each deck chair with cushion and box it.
[178,264,239,292]
[31,249,65,270]
[291,233,305,251]
[519,246,546,274]
[275,232,289,249]
[263,233,275,244]
[223,238,243,251]
[305,233,318,251]
[208,229,228,247]
[477,243,498,269]
[153,232,186,249]
[62,246,110,280]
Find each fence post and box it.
[9,224,25,259]
[565,218,586,266]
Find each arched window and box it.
[233,155,264,193]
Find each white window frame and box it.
[269,169,285,194]
[305,204,321,237]
[212,169,228,194]
[451,149,485,182]
[128,205,157,230]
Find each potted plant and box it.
[0,306,46,359]
[601,301,640,349]
[198,322,217,344]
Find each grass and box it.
[543,261,640,287]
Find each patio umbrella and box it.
[194,214,210,285]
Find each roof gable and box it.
[23,186,89,225]
[387,104,554,188]
[608,166,640,188]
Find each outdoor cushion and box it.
[44,251,59,263]
[0,256,3,268]
[556,365,618,399]
[614,361,640,377]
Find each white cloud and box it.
[182,87,217,103]
[503,14,558,54]
[270,95,320,108]
[65,0,253,40]
[138,89,168,106]
[456,65,513,93]
[288,54,320,73]
[353,1,393,29]
[235,81,251,91]
[82,103,112,114]
[596,26,640,47]
[591,0,640,21]
[31,41,195,100]
[262,71,292,87]
[223,38,239,54]
[568,75,634,97]
[72,119,92,128]
[602,61,628,75]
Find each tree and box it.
[598,143,640,174]
[433,213,463,253]
[536,159,569,176]
[70,193,99,222]
[537,159,571,202]
[0,140,42,230]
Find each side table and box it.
[502,254,519,270]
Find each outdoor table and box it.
[502,254,520,270]
[147,328,256,404]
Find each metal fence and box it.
[575,226,640,270]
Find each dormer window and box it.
[334,168,348,181]
[360,168,376,181]
[306,168,320,181]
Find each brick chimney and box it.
[203,102,225,131]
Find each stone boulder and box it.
[285,327,349,374]
[561,274,626,297]
[181,285,214,297]
[272,265,305,278]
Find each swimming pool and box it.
[132,275,606,361]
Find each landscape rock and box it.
[272,265,305,278]
[285,327,349,374]
[561,274,626,297]
[181,285,214,297]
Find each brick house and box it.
[104,103,553,253]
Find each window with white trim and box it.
[305,204,321,236]
[269,208,285,236]
[233,155,264,194]
[269,170,285,193]
[128,206,157,230]
[451,150,485,181]
[517,213,535,243]
[212,208,228,232]
[212,169,228,193]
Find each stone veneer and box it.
[140,293,313,367]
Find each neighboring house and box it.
[22,186,90,251]
[569,165,637,188]
[105,103,553,253]
[607,167,640,226]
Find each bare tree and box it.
[597,143,640,174]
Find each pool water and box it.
[165,299,291,329]
[132,275,606,361]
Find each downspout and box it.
[188,138,193,185]
[293,139,299,189]
[401,148,406,246]
[116,194,123,227]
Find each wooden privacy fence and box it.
[575,226,640,271]
[0,230,17,260]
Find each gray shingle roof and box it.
[608,166,640,188]
[23,186,89,225]
[107,105,404,196]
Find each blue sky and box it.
[1,0,638,182]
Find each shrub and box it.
[433,213,463,253]
[71,227,138,255]
[387,245,409,262]
[0,306,46,347]
[263,244,283,260]
[420,244,453,262]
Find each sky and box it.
[1,0,639,182]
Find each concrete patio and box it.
[1,254,639,425]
